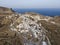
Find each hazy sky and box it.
[0,0,60,8]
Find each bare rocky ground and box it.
[0,7,60,45]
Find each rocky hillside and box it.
[0,7,60,45]
[0,6,15,15]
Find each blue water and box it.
[13,8,60,16]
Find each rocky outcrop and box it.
[9,13,60,45]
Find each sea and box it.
[13,8,60,16]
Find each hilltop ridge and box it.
[0,7,60,45]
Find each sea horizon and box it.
[13,8,60,16]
